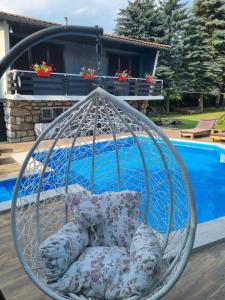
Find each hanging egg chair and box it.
[0,25,196,300]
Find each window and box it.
[10,37,65,73]
[48,44,65,73]
[41,107,67,122]
[31,43,65,73]
[10,36,29,70]
[53,107,64,118]
[41,108,53,121]
[31,42,47,64]
[108,53,140,77]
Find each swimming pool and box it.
[1,139,225,225]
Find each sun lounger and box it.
[210,129,225,142]
[180,119,216,139]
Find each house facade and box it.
[0,11,170,143]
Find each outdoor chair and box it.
[210,129,225,142]
[179,119,216,139]
[12,87,196,300]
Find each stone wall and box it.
[3,99,149,143]
[3,100,74,143]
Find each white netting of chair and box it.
[11,87,196,300]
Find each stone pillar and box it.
[4,100,39,142]
[4,99,74,143]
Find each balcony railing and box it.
[8,70,163,98]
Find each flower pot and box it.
[117,75,128,81]
[82,74,95,80]
[145,77,154,84]
[35,70,52,77]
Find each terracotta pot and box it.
[117,75,128,81]
[36,70,52,77]
[145,77,154,84]
[82,74,95,80]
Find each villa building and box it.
[0,11,170,143]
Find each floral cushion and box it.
[69,190,105,228]
[49,225,162,299]
[40,189,162,299]
[70,190,141,248]
[128,224,162,296]
[93,191,141,248]
[49,246,131,299]
[39,222,89,281]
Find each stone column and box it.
[4,100,39,142]
[4,99,75,143]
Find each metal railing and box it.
[8,70,163,97]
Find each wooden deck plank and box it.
[0,212,225,300]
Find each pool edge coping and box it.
[1,197,225,251]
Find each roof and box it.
[0,11,60,27]
[0,11,171,50]
[103,33,171,50]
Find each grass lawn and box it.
[151,108,225,130]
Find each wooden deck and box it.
[1,211,225,300]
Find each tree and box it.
[154,0,191,111]
[115,0,190,112]
[183,0,225,111]
[203,0,225,107]
[115,0,165,43]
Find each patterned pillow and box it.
[49,246,131,299]
[49,224,162,300]
[40,190,161,299]
[92,191,141,248]
[39,222,89,281]
[69,190,141,248]
[128,224,162,296]
[69,190,105,228]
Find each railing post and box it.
[135,79,138,96]
[64,73,68,96]
[8,70,19,95]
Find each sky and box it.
[0,0,192,33]
[0,0,130,33]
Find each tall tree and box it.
[183,0,225,111]
[157,0,190,110]
[115,0,190,111]
[115,0,165,43]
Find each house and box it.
[0,11,170,143]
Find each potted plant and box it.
[115,69,129,81]
[80,66,95,80]
[144,73,155,84]
[32,62,53,77]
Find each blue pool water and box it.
[1,139,225,226]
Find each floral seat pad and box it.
[49,225,161,299]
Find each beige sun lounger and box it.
[210,129,225,142]
[180,119,216,139]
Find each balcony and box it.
[7,70,164,101]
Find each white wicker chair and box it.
[12,87,196,300]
